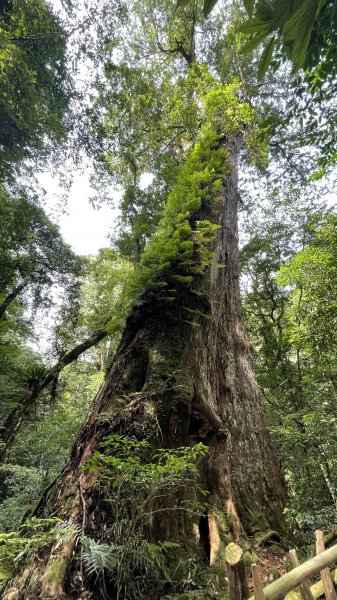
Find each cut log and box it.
[289,549,314,600]
[248,543,337,600]
[224,542,249,600]
[315,530,337,600]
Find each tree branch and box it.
[0,327,108,461]
[0,279,30,319]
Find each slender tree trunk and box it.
[4,138,287,599]
[0,328,107,461]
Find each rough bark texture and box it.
[191,138,286,532]
[4,138,287,599]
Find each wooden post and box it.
[289,549,315,600]
[224,542,249,600]
[311,567,337,598]
[251,564,266,600]
[315,530,337,600]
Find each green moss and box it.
[0,558,15,584]
[243,550,262,567]
[240,509,270,536]
[105,79,258,338]
[267,567,281,582]
[42,556,68,589]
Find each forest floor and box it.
[246,540,290,593]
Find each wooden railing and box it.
[225,530,337,600]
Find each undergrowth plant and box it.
[82,436,209,599]
[0,517,77,590]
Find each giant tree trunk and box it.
[4,137,287,599]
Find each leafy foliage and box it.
[0,0,70,178]
[0,464,42,532]
[242,195,337,536]
[103,78,260,335]
[0,186,81,304]
[82,436,209,599]
[240,0,337,74]
[0,516,77,589]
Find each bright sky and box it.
[39,0,120,257]
[39,170,120,256]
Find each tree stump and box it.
[225,542,249,600]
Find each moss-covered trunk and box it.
[4,134,287,600]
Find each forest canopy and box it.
[0,1,337,599]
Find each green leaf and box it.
[176,0,191,7]
[243,0,255,18]
[255,0,274,22]
[283,0,320,69]
[272,0,294,28]
[257,36,276,80]
[238,19,271,35]
[203,0,219,17]
[241,28,271,54]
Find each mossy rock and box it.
[243,550,262,567]
[267,566,281,582]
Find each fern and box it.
[82,536,117,578]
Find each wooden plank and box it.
[315,530,337,600]
[225,542,249,600]
[289,549,315,600]
[252,564,266,600]
[248,542,337,600]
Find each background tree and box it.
[241,188,337,537]
[0,0,70,180]
[0,240,131,460]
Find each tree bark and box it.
[4,137,287,599]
